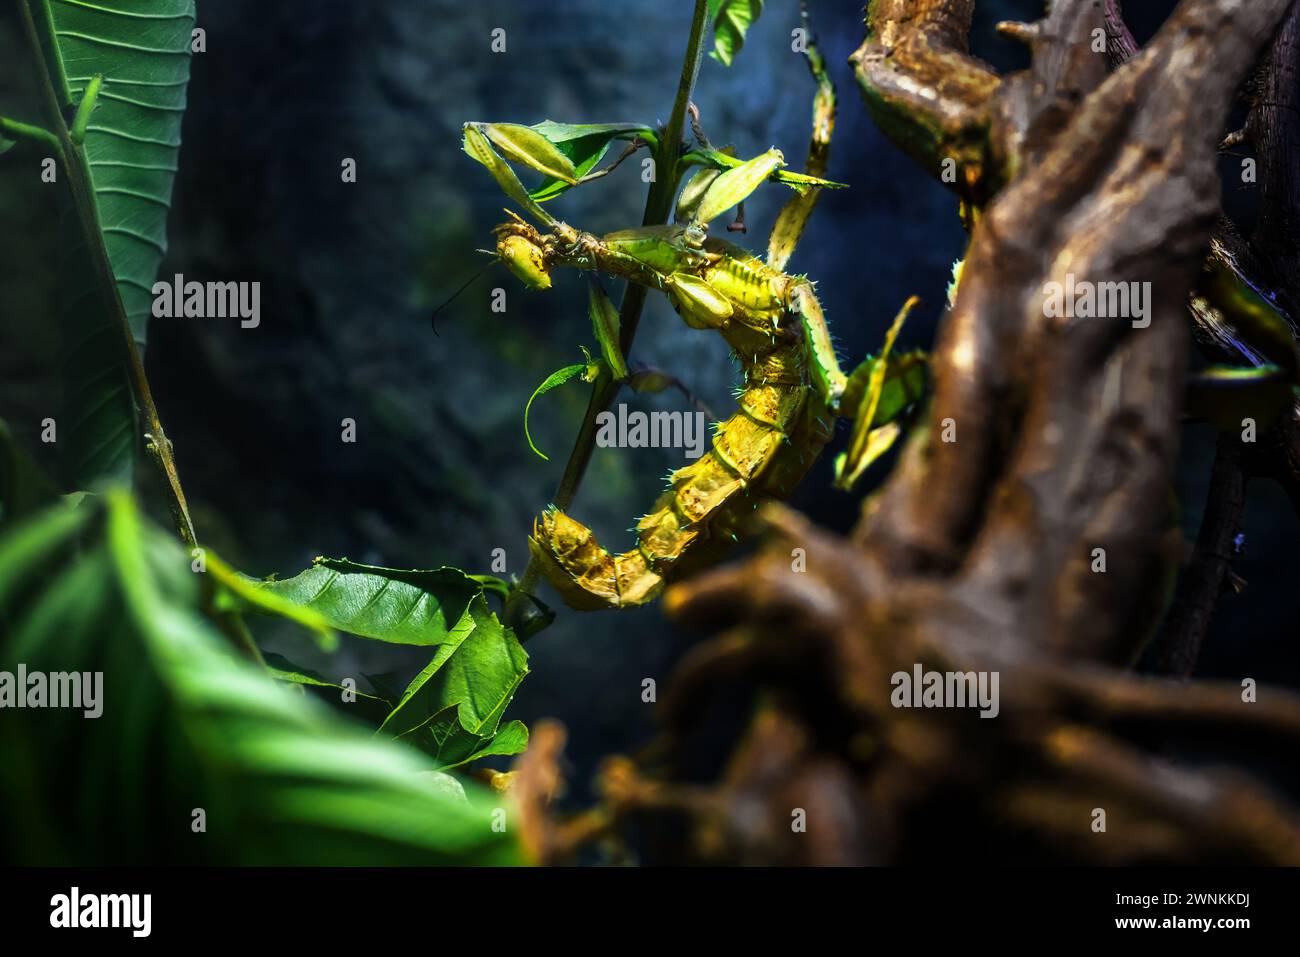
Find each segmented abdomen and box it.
[530,339,830,610]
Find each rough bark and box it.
[627,0,1300,865]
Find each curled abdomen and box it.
[530,345,823,610]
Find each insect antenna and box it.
[430,252,498,336]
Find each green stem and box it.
[0,115,63,154]
[17,0,197,550]
[506,0,710,632]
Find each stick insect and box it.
[459,43,927,611]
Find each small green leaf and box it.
[707,0,765,67]
[687,147,846,196]
[589,283,627,380]
[483,122,578,184]
[378,593,529,746]
[420,711,530,771]
[462,124,556,226]
[693,148,785,225]
[526,122,656,202]
[837,297,923,490]
[675,165,723,223]
[524,362,588,461]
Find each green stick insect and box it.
[458,61,927,611]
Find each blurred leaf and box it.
[0,420,58,527]
[1184,363,1298,431]
[838,296,925,490]
[262,652,392,726]
[31,0,196,485]
[0,492,521,864]
[206,552,337,651]
[842,350,930,428]
[1200,258,1300,377]
[832,422,902,489]
[707,0,765,67]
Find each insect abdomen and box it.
[531,345,811,609]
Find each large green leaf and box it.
[28,0,195,485]
[0,492,522,864]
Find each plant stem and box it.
[18,0,197,549]
[506,0,710,632]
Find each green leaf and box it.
[256,558,486,646]
[378,592,530,750]
[261,651,393,726]
[526,121,656,202]
[462,123,557,227]
[841,350,930,428]
[31,0,196,486]
[588,283,627,380]
[482,122,577,184]
[707,0,765,66]
[422,710,530,771]
[524,362,588,461]
[693,148,785,225]
[686,147,846,192]
[206,551,338,651]
[674,165,723,223]
[0,492,521,864]
[837,297,926,490]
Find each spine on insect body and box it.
[530,340,832,610]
